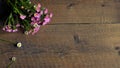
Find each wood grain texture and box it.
[32,0,120,24]
[0,25,120,68]
[0,0,120,68]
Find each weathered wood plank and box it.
[1,0,120,68]
[0,24,120,68]
[31,0,120,24]
[100,0,120,23]
[32,0,104,23]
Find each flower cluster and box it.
[2,0,53,35]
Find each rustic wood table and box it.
[0,0,120,68]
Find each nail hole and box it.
[73,35,80,44]
[67,3,75,8]
[101,4,105,7]
[115,46,120,50]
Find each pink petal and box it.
[36,7,40,12]
[16,24,20,27]
[40,11,43,15]
[2,27,5,31]
[31,16,40,22]
[32,26,40,35]
[6,29,12,32]
[37,3,41,8]
[43,18,50,25]
[12,29,18,32]
[44,9,48,14]
[31,17,35,21]
[49,13,53,18]
[34,13,41,18]
[20,14,26,20]
[36,3,41,12]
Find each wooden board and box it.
[0,24,120,68]
[32,0,120,24]
[0,0,120,68]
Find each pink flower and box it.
[6,29,12,32]
[36,3,41,12]
[41,13,53,25]
[44,9,48,14]
[31,22,37,25]
[16,24,20,27]
[49,13,53,18]
[31,17,40,22]
[42,16,51,25]
[31,17,35,21]
[12,29,18,32]
[3,25,18,32]
[31,22,35,25]
[32,25,40,35]
[40,11,43,15]
[20,14,26,20]
[34,13,41,18]
[2,25,11,32]
[38,3,41,8]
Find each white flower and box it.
[34,5,36,8]
[24,31,29,35]
[33,23,39,27]
[27,10,30,12]
[29,1,31,4]
[17,42,22,48]
[12,57,16,61]
[21,6,24,9]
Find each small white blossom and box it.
[33,23,39,27]
[27,10,30,12]
[12,57,16,61]
[17,42,22,48]
[34,5,36,8]
[24,31,29,35]
[29,1,31,4]
[21,6,24,9]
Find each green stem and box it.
[6,61,14,68]
[0,38,14,44]
[7,0,21,14]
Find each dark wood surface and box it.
[1,0,120,68]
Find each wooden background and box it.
[1,0,120,68]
